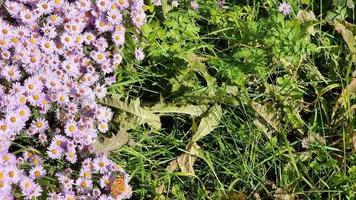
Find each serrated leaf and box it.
[184,53,216,89]
[164,105,222,176]
[191,104,222,143]
[251,102,281,133]
[100,95,161,129]
[93,127,130,153]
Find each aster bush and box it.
[0,0,148,199]
[1,0,356,199]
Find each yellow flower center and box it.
[8,70,14,77]
[25,181,31,189]
[100,124,106,129]
[33,158,39,165]
[34,171,41,177]
[0,125,8,131]
[36,122,43,128]
[3,155,9,161]
[99,161,105,167]
[51,149,57,154]
[33,94,39,101]
[10,116,17,123]
[81,181,87,188]
[28,84,34,90]
[50,15,57,21]
[59,96,65,102]
[30,37,36,44]
[20,110,26,116]
[69,125,76,132]
[11,37,19,43]
[30,57,37,63]
[44,42,51,48]
[69,152,75,158]
[83,172,90,178]
[20,96,26,104]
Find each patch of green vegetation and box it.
[102,0,356,199]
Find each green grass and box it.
[102,0,356,199]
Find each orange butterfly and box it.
[110,174,127,197]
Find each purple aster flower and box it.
[278,2,291,15]
[172,0,179,7]
[135,48,145,61]
[191,1,199,10]
[29,165,46,179]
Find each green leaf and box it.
[100,95,161,129]
[162,0,171,17]
[93,127,131,153]
[191,104,222,143]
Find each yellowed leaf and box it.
[274,188,295,200]
[251,102,281,133]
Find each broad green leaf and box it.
[184,53,216,89]
[165,105,222,176]
[191,104,222,143]
[93,127,130,153]
[100,95,161,129]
